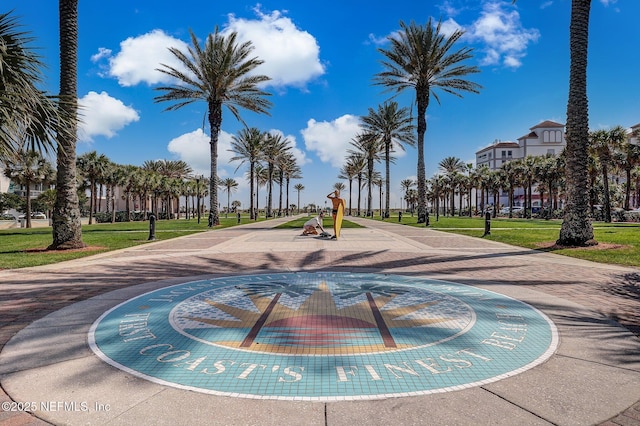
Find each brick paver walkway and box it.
[1,216,639,425]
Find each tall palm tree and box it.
[279,153,301,216]
[219,177,239,218]
[349,154,367,216]
[3,149,53,228]
[261,133,291,217]
[154,28,272,227]
[360,101,415,218]
[294,183,304,214]
[50,0,84,250]
[0,12,62,159]
[374,18,481,223]
[349,133,383,216]
[438,156,465,216]
[338,160,358,216]
[557,0,594,245]
[230,127,265,220]
[254,163,268,218]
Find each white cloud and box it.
[167,128,235,177]
[224,8,325,88]
[77,91,139,142]
[540,1,553,9]
[267,129,310,166]
[96,9,323,89]
[465,2,539,69]
[438,1,463,17]
[90,47,112,62]
[301,115,362,168]
[440,18,464,38]
[96,30,189,87]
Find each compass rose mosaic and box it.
[89,272,558,401]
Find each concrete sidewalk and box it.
[1,215,639,425]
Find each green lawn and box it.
[0,215,265,269]
[3,213,639,269]
[275,216,364,230]
[379,214,640,267]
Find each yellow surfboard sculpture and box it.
[335,203,344,239]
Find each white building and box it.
[475,120,567,210]
[476,120,566,170]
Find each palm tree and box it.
[0,12,62,159]
[374,18,481,223]
[400,179,415,211]
[3,149,53,228]
[360,101,415,218]
[347,154,367,216]
[77,151,108,224]
[254,163,268,218]
[618,129,640,210]
[119,164,139,221]
[219,178,239,218]
[557,0,594,245]
[261,133,291,217]
[438,156,465,216]
[230,127,265,220]
[338,161,358,216]
[50,0,85,250]
[522,155,539,219]
[589,126,626,222]
[154,28,272,227]
[294,183,304,214]
[349,133,383,216]
[501,160,519,218]
[280,153,301,216]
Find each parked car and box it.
[18,212,47,220]
[499,206,524,214]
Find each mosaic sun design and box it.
[170,278,474,355]
[90,272,558,401]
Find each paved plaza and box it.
[1,215,640,425]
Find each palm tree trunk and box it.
[208,102,221,226]
[416,86,428,223]
[348,178,353,215]
[602,165,611,222]
[357,175,362,216]
[367,158,374,216]
[624,168,632,210]
[385,141,391,218]
[249,162,255,220]
[558,0,594,245]
[49,0,84,249]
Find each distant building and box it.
[475,120,567,210]
[475,120,566,171]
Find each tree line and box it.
[1,1,610,248]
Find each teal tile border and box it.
[89,272,558,401]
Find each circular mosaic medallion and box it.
[89,272,558,401]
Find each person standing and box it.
[327,190,346,239]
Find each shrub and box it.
[625,211,640,223]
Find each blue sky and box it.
[5,0,638,210]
